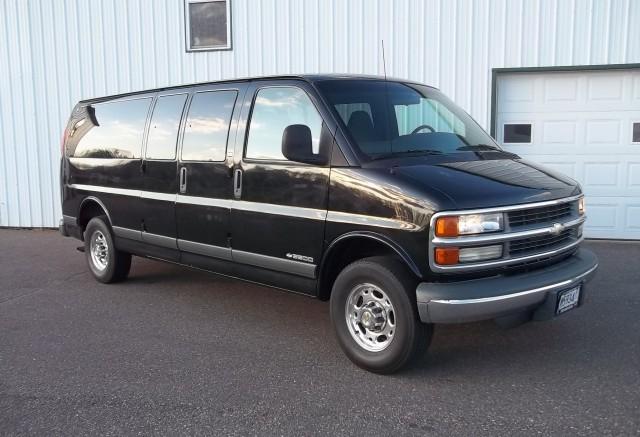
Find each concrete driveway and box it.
[1,229,638,435]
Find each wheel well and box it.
[78,199,109,236]
[317,236,418,301]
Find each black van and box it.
[60,75,598,373]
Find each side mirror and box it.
[281,124,326,165]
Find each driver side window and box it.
[245,87,323,161]
[395,100,466,137]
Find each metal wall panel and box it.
[1,0,639,227]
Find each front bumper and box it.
[416,248,598,324]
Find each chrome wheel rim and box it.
[90,230,109,271]
[345,283,396,352]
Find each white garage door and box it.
[496,69,640,240]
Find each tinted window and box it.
[503,124,532,143]
[71,98,151,158]
[246,87,323,160]
[633,122,640,143]
[146,94,188,160]
[181,90,237,162]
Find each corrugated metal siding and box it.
[1,0,639,227]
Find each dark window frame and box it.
[184,0,232,52]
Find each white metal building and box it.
[1,0,639,238]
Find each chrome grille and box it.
[508,202,574,228]
[509,229,576,256]
[429,195,585,273]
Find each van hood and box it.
[384,158,581,210]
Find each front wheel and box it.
[84,216,131,284]
[330,256,433,374]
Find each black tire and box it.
[84,215,131,284]
[330,256,432,374]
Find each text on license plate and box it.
[557,285,581,314]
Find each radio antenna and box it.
[381,39,387,80]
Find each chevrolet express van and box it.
[60,75,598,373]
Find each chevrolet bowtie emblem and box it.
[549,223,565,236]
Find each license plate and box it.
[556,285,581,315]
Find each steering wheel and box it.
[410,124,435,134]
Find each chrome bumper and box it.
[417,248,598,324]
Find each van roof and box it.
[78,74,437,104]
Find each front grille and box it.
[509,229,576,256]
[508,202,574,228]
[430,196,584,273]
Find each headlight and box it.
[578,197,585,215]
[435,212,504,237]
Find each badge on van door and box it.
[286,253,314,263]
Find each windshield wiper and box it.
[456,144,500,151]
[372,149,443,160]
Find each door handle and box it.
[233,169,242,199]
[179,167,187,194]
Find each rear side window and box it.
[245,87,323,160]
[71,98,151,159]
[145,94,188,160]
[181,90,237,161]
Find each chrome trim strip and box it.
[71,184,139,197]
[178,239,232,260]
[176,195,232,209]
[62,215,76,224]
[141,232,177,249]
[327,211,420,230]
[112,226,142,241]
[142,191,176,202]
[434,194,583,216]
[431,263,598,305]
[70,184,421,229]
[432,216,586,246]
[234,200,327,220]
[232,250,317,279]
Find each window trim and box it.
[179,89,238,163]
[502,122,533,145]
[242,85,326,165]
[184,0,232,52]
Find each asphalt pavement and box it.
[0,229,639,436]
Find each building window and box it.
[503,123,532,144]
[184,0,231,52]
[633,122,640,144]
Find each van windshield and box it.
[316,80,501,161]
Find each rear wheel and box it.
[330,256,432,374]
[84,216,131,283]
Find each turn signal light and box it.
[434,247,459,265]
[435,216,459,237]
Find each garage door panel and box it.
[626,206,640,230]
[542,121,577,144]
[585,119,621,144]
[583,162,620,187]
[544,76,579,102]
[497,69,640,239]
[587,74,624,101]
